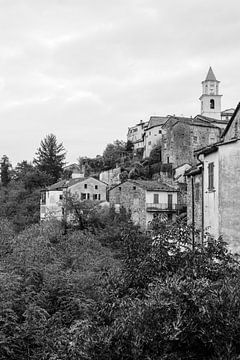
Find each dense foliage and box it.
[1,212,240,359]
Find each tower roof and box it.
[205,67,217,81]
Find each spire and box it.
[205,67,217,81]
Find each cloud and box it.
[0,0,239,165]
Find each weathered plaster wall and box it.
[41,190,63,220]
[219,141,240,252]
[224,110,240,141]
[99,167,121,186]
[162,122,220,168]
[203,151,219,238]
[186,173,203,235]
[109,182,146,228]
[70,177,107,201]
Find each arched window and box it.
[210,99,215,109]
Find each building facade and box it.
[187,102,240,252]
[109,179,178,229]
[199,67,222,120]
[40,177,107,221]
[143,116,168,158]
[161,116,221,168]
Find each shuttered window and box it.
[208,162,214,190]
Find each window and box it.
[81,193,86,200]
[153,194,159,204]
[93,194,98,200]
[84,184,87,189]
[41,192,46,205]
[62,208,65,215]
[210,99,215,109]
[119,187,121,191]
[59,194,63,200]
[167,156,170,163]
[133,186,136,190]
[208,162,214,190]
[98,194,101,200]
[87,193,90,200]
[168,194,173,210]
[159,130,162,134]
[95,185,98,190]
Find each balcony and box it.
[146,203,183,212]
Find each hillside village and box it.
[40,67,240,253]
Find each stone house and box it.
[109,179,179,229]
[127,120,148,152]
[143,116,168,158]
[186,102,240,252]
[40,176,107,221]
[161,116,222,168]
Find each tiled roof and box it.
[128,179,178,192]
[164,116,218,128]
[195,114,228,125]
[148,116,168,129]
[205,67,217,81]
[47,178,85,191]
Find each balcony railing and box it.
[146,203,183,211]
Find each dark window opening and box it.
[95,185,98,189]
[208,162,214,190]
[153,194,159,204]
[41,192,46,205]
[84,184,87,189]
[133,186,136,190]
[81,193,86,200]
[210,99,215,109]
[59,194,63,200]
[93,194,98,200]
[168,194,173,210]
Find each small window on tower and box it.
[210,99,215,109]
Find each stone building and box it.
[40,176,107,221]
[186,102,240,252]
[127,120,148,152]
[143,116,168,158]
[109,179,178,229]
[161,116,221,168]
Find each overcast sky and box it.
[0,0,239,165]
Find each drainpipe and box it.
[197,153,204,245]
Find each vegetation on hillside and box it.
[0,212,240,359]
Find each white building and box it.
[40,176,107,221]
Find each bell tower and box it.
[199,67,222,120]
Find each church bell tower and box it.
[199,67,222,120]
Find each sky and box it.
[0,0,239,165]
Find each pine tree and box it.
[1,155,11,186]
[33,134,66,183]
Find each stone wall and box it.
[162,121,221,168]
[109,181,146,228]
[187,172,203,238]
[99,167,121,186]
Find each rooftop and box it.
[128,179,178,192]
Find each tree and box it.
[102,140,126,169]
[149,144,162,164]
[33,134,66,183]
[1,155,11,186]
